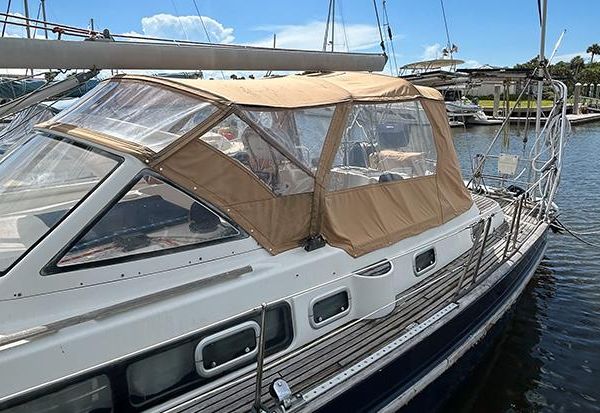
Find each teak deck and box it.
[177,194,539,413]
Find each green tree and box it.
[586,43,600,64]
[514,56,538,70]
[579,65,600,86]
[570,55,585,76]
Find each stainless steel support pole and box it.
[472,216,492,283]
[512,196,524,250]
[502,200,519,260]
[253,303,268,412]
[454,222,483,300]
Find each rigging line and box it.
[1,0,12,37]
[32,1,42,39]
[170,0,190,41]
[371,0,386,54]
[337,0,349,52]
[192,0,211,42]
[382,0,398,76]
[191,0,225,80]
[322,0,333,52]
[439,0,452,57]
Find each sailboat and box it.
[0,1,568,411]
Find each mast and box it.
[40,0,48,39]
[331,0,335,52]
[322,0,332,52]
[533,0,548,182]
[535,0,547,137]
[22,0,30,39]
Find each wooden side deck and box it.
[176,194,540,413]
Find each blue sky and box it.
[3,0,599,71]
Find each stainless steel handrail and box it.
[160,197,542,413]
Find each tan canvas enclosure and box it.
[41,71,472,256]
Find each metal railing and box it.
[469,78,569,223]
[159,195,546,413]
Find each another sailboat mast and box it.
[535,0,548,138]
[22,0,30,39]
[533,0,548,184]
[40,0,48,39]
[331,0,335,52]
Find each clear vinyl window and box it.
[57,174,239,267]
[54,80,217,152]
[242,106,334,171]
[329,101,437,191]
[0,134,119,274]
[199,114,316,196]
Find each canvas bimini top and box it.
[41,71,473,256]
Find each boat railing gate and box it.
[468,79,569,223]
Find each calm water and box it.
[443,123,600,412]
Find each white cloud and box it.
[551,51,590,64]
[125,13,234,44]
[422,43,442,60]
[1,13,28,38]
[250,21,382,52]
[462,59,482,69]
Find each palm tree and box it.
[570,55,585,76]
[586,43,600,64]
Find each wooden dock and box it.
[476,112,600,126]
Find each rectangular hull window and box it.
[415,248,436,275]
[125,303,293,408]
[3,375,112,412]
[310,289,350,328]
[196,321,259,377]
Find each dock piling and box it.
[573,83,581,115]
[493,85,501,118]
